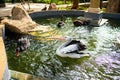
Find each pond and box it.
[5,17,120,80]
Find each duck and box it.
[73,20,90,26]
[73,20,83,26]
[57,15,65,28]
[16,36,30,56]
[41,5,47,11]
[54,36,90,58]
[83,20,90,25]
[117,36,120,44]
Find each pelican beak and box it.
[48,37,65,41]
[16,51,20,56]
[56,37,65,41]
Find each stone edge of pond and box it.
[29,10,120,20]
[10,70,47,80]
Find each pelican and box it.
[52,36,90,58]
[16,36,30,56]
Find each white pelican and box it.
[52,36,90,58]
[16,36,30,56]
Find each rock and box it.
[73,17,91,26]
[48,3,57,10]
[2,18,37,34]
[11,5,32,21]
[2,5,52,34]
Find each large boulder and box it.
[48,3,57,10]
[2,5,51,34]
[2,18,37,34]
[11,5,32,20]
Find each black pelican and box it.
[16,37,30,56]
[53,36,90,58]
[57,15,65,28]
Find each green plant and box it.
[0,0,5,3]
[32,0,58,3]
[102,7,106,12]
[78,6,88,10]
[79,0,90,3]
[51,0,58,3]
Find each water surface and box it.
[5,17,120,80]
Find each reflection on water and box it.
[96,51,120,68]
[5,17,120,80]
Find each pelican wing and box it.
[66,40,80,46]
[66,50,79,54]
[60,44,79,54]
[66,40,86,51]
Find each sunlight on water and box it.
[5,17,120,80]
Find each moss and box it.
[101,7,106,12]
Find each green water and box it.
[5,17,120,80]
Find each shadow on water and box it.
[107,19,120,28]
[5,17,120,80]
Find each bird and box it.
[117,36,120,44]
[83,20,90,25]
[73,20,83,26]
[57,15,65,28]
[73,20,90,26]
[41,5,47,11]
[55,36,90,58]
[16,36,30,56]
